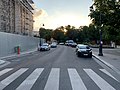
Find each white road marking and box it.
[84,69,116,90]
[0,68,13,77]
[68,68,87,90]
[16,68,44,90]
[44,68,60,90]
[100,69,119,82]
[0,68,118,90]
[0,68,28,90]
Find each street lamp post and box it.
[98,10,103,56]
[90,4,103,56]
[39,24,44,46]
[98,25,103,56]
[39,32,41,46]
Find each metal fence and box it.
[0,32,40,57]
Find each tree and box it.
[39,28,53,41]
[39,28,46,38]
[65,25,78,41]
[89,0,120,44]
[52,29,65,43]
[88,24,99,43]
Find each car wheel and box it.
[37,48,39,51]
[89,54,92,58]
[76,52,80,57]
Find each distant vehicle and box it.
[39,43,50,51]
[65,40,69,46]
[76,44,92,58]
[59,42,64,45]
[71,42,77,47]
[65,40,74,46]
[51,42,57,48]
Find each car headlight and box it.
[78,49,82,52]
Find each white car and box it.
[39,43,50,51]
[51,43,57,48]
[71,42,77,47]
[59,42,64,45]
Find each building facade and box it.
[0,0,34,36]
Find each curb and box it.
[93,54,120,75]
[0,49,37,61]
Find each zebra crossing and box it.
[0,68,119,90]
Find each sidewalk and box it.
[93,50,120,75]
[0,48,37,65]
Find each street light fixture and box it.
[98,7,103,56]
[39,24,44,46]
[98,19,103,56]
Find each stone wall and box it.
[0,0,34,36]
[0,32,39,58]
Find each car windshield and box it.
[52,43,56,45]
[42,44,48,46]
[79,45,90,49]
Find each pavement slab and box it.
[92,50,120,76]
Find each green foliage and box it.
[65,25,78,41]
[39,28,52,41]
[38,24,101,44]
[38,0,120,44]
[89,0,120,43]
[52,29,65,43]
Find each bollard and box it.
[17,46,20,54]
[14,46,20,54]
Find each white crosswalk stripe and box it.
[0,68,118,90]
[0,68,13,77]
[16,68,44,90]
[84,69,116,90]
[0,68,28,90]
[99,69,119,82]
[44,68,60,90]
[68,68,87,90]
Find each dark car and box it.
[76,44,92,58]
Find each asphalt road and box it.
[0,45,119,90]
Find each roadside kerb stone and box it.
[0,49,37,62]
[93,54,120,76]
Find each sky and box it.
[33,0,93,31]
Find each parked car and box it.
[39,43,50,51]
[65,40,74,46]
[71,42,77,47]
[65,40,69,46]
[51,42,57,48]
[76,44,92,58]
[59,42,64,45]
